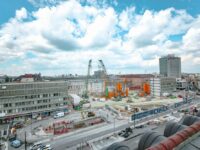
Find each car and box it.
[10,140,22,148]
[38,144,52,150]
[135,125,145,129]
[135,124,147,129]
[125,127,133,133]
[30,143,52,150]
[122,132,130,138]
[118,130,126,136]
[30,143,45,150]
[41,147,53,150]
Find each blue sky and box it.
[0,0,200,75]
[1,0,200,25]
[0,0,33,24]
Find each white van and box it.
[53,112,64,119]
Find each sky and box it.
[0,0,200,76]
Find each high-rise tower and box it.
[159,54,181,78]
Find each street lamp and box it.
[24,131,27,150]
[133,111,136,128]
[113,116,116,135]
[31,112,33,134]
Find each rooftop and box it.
[118,74,154,79]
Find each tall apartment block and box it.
[0,81,71,123]
[159,54,181,78]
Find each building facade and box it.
[68,79,104,96]
[159,54,181,78]
[0,76,5,83]
[0,81,72,122]
[176,78,187,90]
[150,77,176,97]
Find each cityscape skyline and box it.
[0,0,200,75]
[1,1,200,150]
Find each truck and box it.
[53,112,64,119]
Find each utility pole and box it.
[0,130,2,150]
[31,112,32,134]
[24,131,27,150]
[134,112,136,128]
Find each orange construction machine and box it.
[106,81,129,99]
[139,82,150,97]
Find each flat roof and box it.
[0,80,68,85]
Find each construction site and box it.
[66,59,197,121]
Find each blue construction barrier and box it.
[131,99,192,121]
[131,105,168,121]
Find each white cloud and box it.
[79,7,117,48]
[0,0,200,75]
[125,8,193,49]
[118,6,135,30]
[182,27,200,51]
[15,7,28,20]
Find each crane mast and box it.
[98,60,107,76]
[82,59,92,99]
[98,60,108,96]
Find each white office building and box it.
[0,81,72,123]
[150,77,176,97]
[68,79,104,96]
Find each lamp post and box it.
[31,112,32,134]
[24,131,27,150]
[134,111,136,128]
[113,116,116,135]
[0,131,2,150]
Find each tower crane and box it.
[98,60,107,76]
[82,59,92,99]
[82,59,108,99]
[98,60,108,96]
